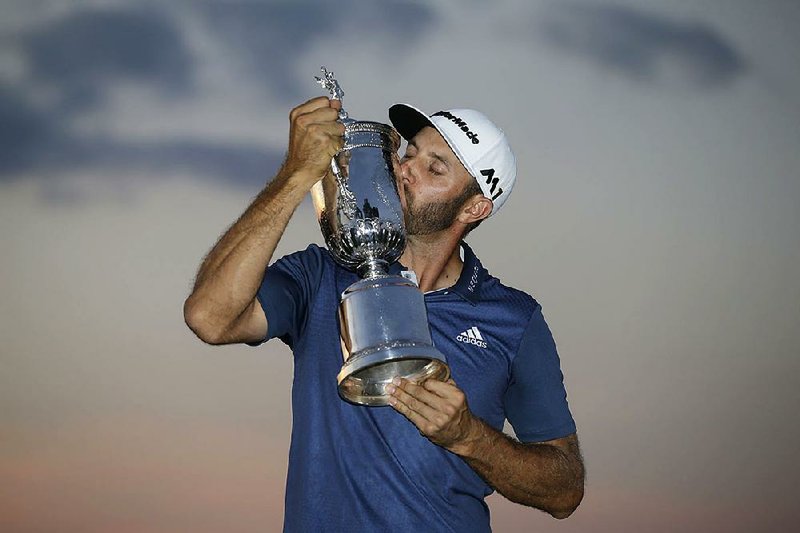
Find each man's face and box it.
[397,127,476,235]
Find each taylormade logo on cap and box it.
[431,111,480,145]
[389,103,517,216]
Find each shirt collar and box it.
[392,241,484,305]
[450,241,483,305]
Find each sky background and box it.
[2,0,799,531]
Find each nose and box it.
[399,157,416,185]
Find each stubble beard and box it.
[403,185,475,236]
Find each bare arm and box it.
[457,421,584,518]
[388,378,584,518]
[183,97,344,345]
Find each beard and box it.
[403,184,477,236]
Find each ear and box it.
[458,195,493,225]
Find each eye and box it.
[429,161,446,176]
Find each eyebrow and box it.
[431,153,451,169]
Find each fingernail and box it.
[386,384,395,394]
[388,397,397,406]
[392,377,402,386]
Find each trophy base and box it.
[337,275,450,406]
[337,345,450,406]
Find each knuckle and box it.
[443,405,456,417]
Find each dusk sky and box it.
[2,1,799,531]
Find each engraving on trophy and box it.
[310,67,449,405]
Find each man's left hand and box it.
[387,377,480,455]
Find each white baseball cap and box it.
[389,103,517,216]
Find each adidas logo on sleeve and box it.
[456,327,488,348]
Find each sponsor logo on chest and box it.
[456,326,488,349]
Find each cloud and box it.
[58,138,284,189]
[0,83,58,174]
[193,1,439,100]
[538,3,746,88]
[0,1,439,196]
[0,81,283,192]
[23,5,193,113]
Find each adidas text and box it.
[456,327,487,348]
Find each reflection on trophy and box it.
[311,67,450,406]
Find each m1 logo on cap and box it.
[480,168,503,200]
[432,111,480,144]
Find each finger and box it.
[323,126,346,155]
[389,392,430,432]
[398,378,449,411]
[422,378,460,399]
[315,121,346,138]
[295,106,342,127]
[389,382,439,422]
[290,96,333,120]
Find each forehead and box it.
[411,126,451,153]
[411,128,473,188]
[411,127,469,173]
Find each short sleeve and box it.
[503,303,576,442]
[248,244,325,347]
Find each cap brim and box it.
[389,103,434,142]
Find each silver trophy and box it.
[311,67,449,406]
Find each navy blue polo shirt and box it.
[253,242,575,532]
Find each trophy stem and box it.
[357,259,389,279]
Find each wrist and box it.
[450,414,489,458]
[264,167,318,203]
[279,161,327,189]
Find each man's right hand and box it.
[282,96,345,188]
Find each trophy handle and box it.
[330,146,358,221]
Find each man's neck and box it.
[400,230,464,293]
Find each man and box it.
[184,96,584,532]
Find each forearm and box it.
[184,167,309,340]
[387,378,584,518]
[456,420,584,518]
[183,96,344,344]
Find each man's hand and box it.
[387,377,481,455]
[283,96,345,188]
[388,376,584,518]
